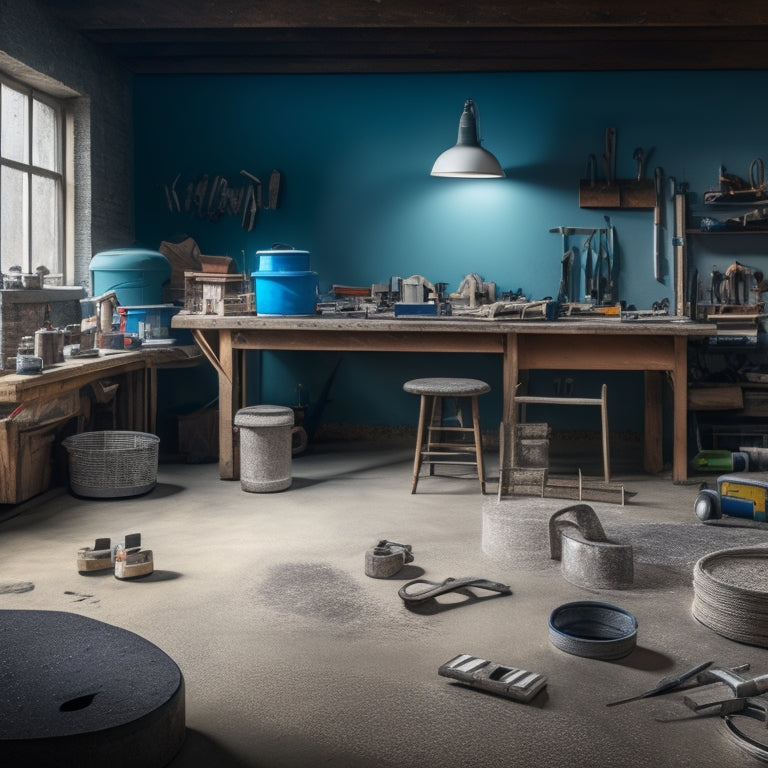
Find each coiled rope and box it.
[692,547,768,647]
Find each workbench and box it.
[173,314,716,484]
[0,346,202,503]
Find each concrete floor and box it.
[3,443,768,767]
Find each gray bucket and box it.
[234,405,295,492]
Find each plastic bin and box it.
[234,405,295,492]
[90,248,171,306]
[118,304,181,340]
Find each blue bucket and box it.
[253,271,319,316]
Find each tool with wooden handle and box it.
[653,167,664,282]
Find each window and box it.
[0,75,65,279]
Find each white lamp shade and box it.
[431,99,505,178]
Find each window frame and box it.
[0,72,67,281]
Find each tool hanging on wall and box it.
[162,169,282,224]
[653,167,664,282]
[240,169,262,231]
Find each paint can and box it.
[16,355,43,375]
[34,329,64,367]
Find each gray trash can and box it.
[234,405,295,492]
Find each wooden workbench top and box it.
[172,312,716,337]
[0,345,201,401]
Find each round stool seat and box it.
[403,377,491,397]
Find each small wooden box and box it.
[184,272,253,315]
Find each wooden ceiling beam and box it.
[80,27,768,74]
[39,0,768,31]
[36,2,768,73]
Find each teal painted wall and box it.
[134,71,768,439]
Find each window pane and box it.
[31,175,58,273]
[1,165,29,272]
[1,83,29,163]
[32,99,57,171]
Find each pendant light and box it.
[431,99,505,178]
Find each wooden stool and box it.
[403,377,490,494]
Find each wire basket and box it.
[62,431,160,498]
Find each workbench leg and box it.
[502,333,519,423]
[643,371,663,475]
[218,332,237,480]
[672,336,688,483]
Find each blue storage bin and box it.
[118,304,189,342]
[90,248,171,306]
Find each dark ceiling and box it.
[38,0,768,74]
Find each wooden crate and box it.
[183,272,253,315]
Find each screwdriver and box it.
[606,661,714,707]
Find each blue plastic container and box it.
[90,248,171,306]
[253,271,319,316]
[118,304,180,338]
[256,249,311,272]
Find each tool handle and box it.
[697,668,768,696]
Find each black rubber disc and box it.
[0,610,185,766]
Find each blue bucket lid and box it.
[255,249,310,255]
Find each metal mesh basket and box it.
[62,431,160,498]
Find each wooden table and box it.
[0,345,202,432]
[173,314,716,483]
[0,346,202,503]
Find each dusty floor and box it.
[2,444,768,767]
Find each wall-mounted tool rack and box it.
[579,179,655,209]
[549,224,615,307]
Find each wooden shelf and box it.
[686,229,768,235]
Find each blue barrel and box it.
[90,248,171,306]
[252,248,318,316]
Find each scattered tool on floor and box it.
[114,533,154,580]
[677,664,768,762]
[605,660,713,706]
[398,576,511,604]
[76,537,115,573]
[438,654,547,703]
[694,472,768,522]
[77,533,143,574]
[365,540,414,578]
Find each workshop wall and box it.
[2,0,134,279]
[133,71,768,442]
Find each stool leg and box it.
[601,383,610,483]
[412,394,429,493]
[471,395,486,494]
[427,395,441,476]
